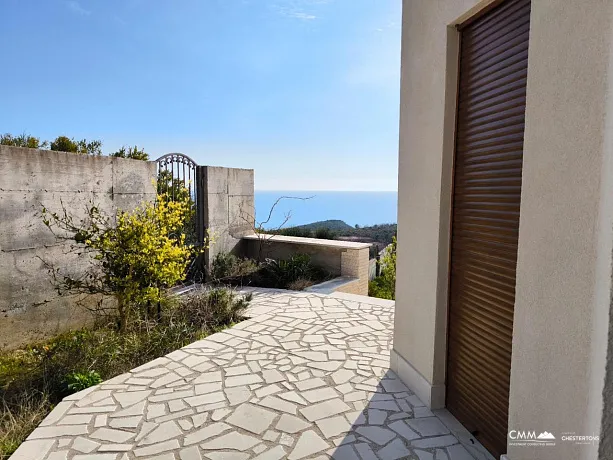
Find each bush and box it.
[314,227,336,240]
[258,254,326,289]
[369,237,397,300]
[111,146,149,161]
[0,288,249,458]
[210,252,258,282]
[50,136,102,155]
[0,133,48,149]
[65,371,102,392]
[42,193,196,330]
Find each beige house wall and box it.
[393,1,613,459]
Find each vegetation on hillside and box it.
[263,220,397,247]
[369,236,397,300]
[1,132,150,160]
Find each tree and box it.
[111,145,149,161]
[368,236,397,300]
[50,136,102,155]
[1,133,48,149]
[41,193,199,331]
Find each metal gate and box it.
[156,153,206,279]
[446,0,531,457]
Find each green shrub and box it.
[278,227,313,238]
[314,227,336,240]
[259,254,326,289]
[65,371,102,392]
[50,136,102,155]
[111,145,149,161]
[211,253,258,282]
[0,133,48,149]
[369,237,397,300]
[42,193,197,331]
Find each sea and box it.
[255,191,398,230]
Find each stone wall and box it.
[242,234,371,295]
[0,146,157,349]
[201,166,255,271]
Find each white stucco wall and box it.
[393,1,613,459]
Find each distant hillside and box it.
[293,220,354,231]
[263,220,397,251]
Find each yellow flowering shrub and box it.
[42,193,198,330]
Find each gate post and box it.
[195,165,207,280]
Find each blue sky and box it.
[1,0,401,191]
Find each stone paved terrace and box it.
[11,289,493,460]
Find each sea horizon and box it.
[255,190,398,230]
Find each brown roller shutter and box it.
[446,0,530,457]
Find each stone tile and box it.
[252,445,287,460]
[98,444,134,452]
[377,438,411,460]
[389,420,420,441]
[73,455,118,460]
[90,427,135,443]
[331,444,358,459]
[205,453,250,460]
[257,395,298,414]
[278,391,308,405]
[57,414,93,425]
[294,378,326,391]
[355,426,396,445]
[109,415,141,429]
[72,436,100,453]
[195,382,223,395]
[262,369,285,383]
[114,390,151,407]
[184,422,232,445]
[185,392,226,407]
[315,415,352,439]
[288,430,330,460]
[355,442,378,460]
[411,435,459,449]
[225,373,263,387]
[406,417,451,437]
[27,425,89,439]
[415,450,435,460]
[179,445,203,460]
[133,439,180,457]
[301,387,339,403]
[446,444,475,460]
[300,398,351,422]
[226,403,277,434]
[200,432,260,451]
[367,409,387,425]
[225,386,251,406]
[275,413,311,434]
[138,421,182,445]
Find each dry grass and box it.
[0,394,51,459]
[0,288,249,458]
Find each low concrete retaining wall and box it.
[241,234,371,295]
[0,146,157,349]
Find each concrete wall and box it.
[0,146,156,349]
[201,166,255,272]
[242,234,371,295]
[394,1,613,459]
